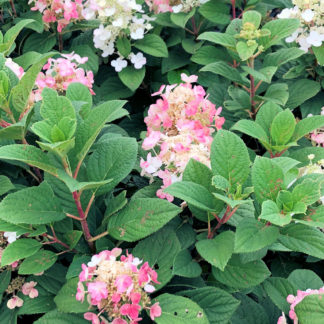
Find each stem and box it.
[9,0,17,17]
[231,0,236,19]
[249,58,256,118]
[209,205,238,238]
[66,213,83,221]
[58,33,63,52]
[254,80,263,92]
[43,233,71,250]
[191,17,198,37]
[270,148,288,158]
[72,191,95,252]
[88,231,109,243]
[84,193,95,219]
[73,160,82,179]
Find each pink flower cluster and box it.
[35,52,95,100]
[277,287,324,323]
[309,108,324,147]
[5,58,24,79]
[76,248,162,324]
[140,74,225,201]
[29,0,84,32]
[7,282,39,309]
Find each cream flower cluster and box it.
[145,0,209,14]
[82,0,154,72]
[141,74,225,202]
[278,0,324,52]
[76,249,161,324]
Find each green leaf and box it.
[173,249,202,278]
[211,130,250,190]
[133,228,181,289]
[34,310,89,324]
[294,206,324,228]
[18,250,57,275]
[1,239,41,266]
[231,119,269,143]
[263,48,304,67]
[212,193,252,209]
[116,37,131,57]
[0,175,14,195]
[198,0,230,25]
[288,269,323,291]
[17,295,55,315]
[154,294,209,324]
[263,83,289,106]
[107,198,181,242]
[177,287,240,324]
[118,66,145,91]
[164,181,219,212]
[23,32,56,54]
[263,277,297,314]
[200,62,246,84]
[71,100,127,167]
[0,181,65,225]
[279,224,324,259]
[183,159,214,190]
[295,294,324,324]
[259,18,300,49]
[196,231,235,271]
[54,277,89,313]
[198,32,236,48]
[10,53,54,113]
[0,144,58,175]
[259,200,291,226]
[313,44,324,66]
[134,34,168,57]
[170,9,195,28]
[243,10,262,28]
[235,218,280,253]
[292,179,321,206]
[236,41,258,61]
[212,255,270,289]
[286,79,321,109]
[292,115,324,141]
[211,175,229,192]
[2,19,34,55]
[191,46,228,65]
[242,66,277,83]
[270,109,296,146]
[252,157,284,203]
[87,137,138,195]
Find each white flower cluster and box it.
[278,0,324,52]
[145,0,209,14]
[82,0,154,72]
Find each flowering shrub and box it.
[145,0,209,13]
[141,73,224,201]
[1,1,324,323]
[35,52,95,98]
[76,249,161,323]
[82,0,154,71]
[278,0,324,52]
[29,0,84,32]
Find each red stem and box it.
[250,74,256,117]
[0,120,11,128]
[9,0,17,17]
[231,0,236,19]
[191,17,198,37]
[72,191,95,252]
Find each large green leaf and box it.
[196,231,235,271]
[198,32,236,48]
[263,48,304,67]
[18,250,58,275]
[0,144,58,175]
[0,175,14,195]
[87,137,137,195]
[231,120,269,143]
[71,100,127,167]
[107,198,181,241]
[288,269,323,291]
[263,277,297,314]
[234,218,279,253]
[134,34,168,57]
[211,130,250,190]
[0,181,65,224]
[133,228,181,289]
[34,310,89,324]
[212,255,270,289]
[292,115,324,141]
[118,66,145,91]
[164,181,219,212]
[252,157,284,203]
[1,239,42,266]
[154,294,209,324]
[279,224,324,259]
[54,277,89,313]
[295,294,324,324]
[198,1,230,25]
[259,200,291,226]
[270,109,296,145]
[173,249,202,278]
